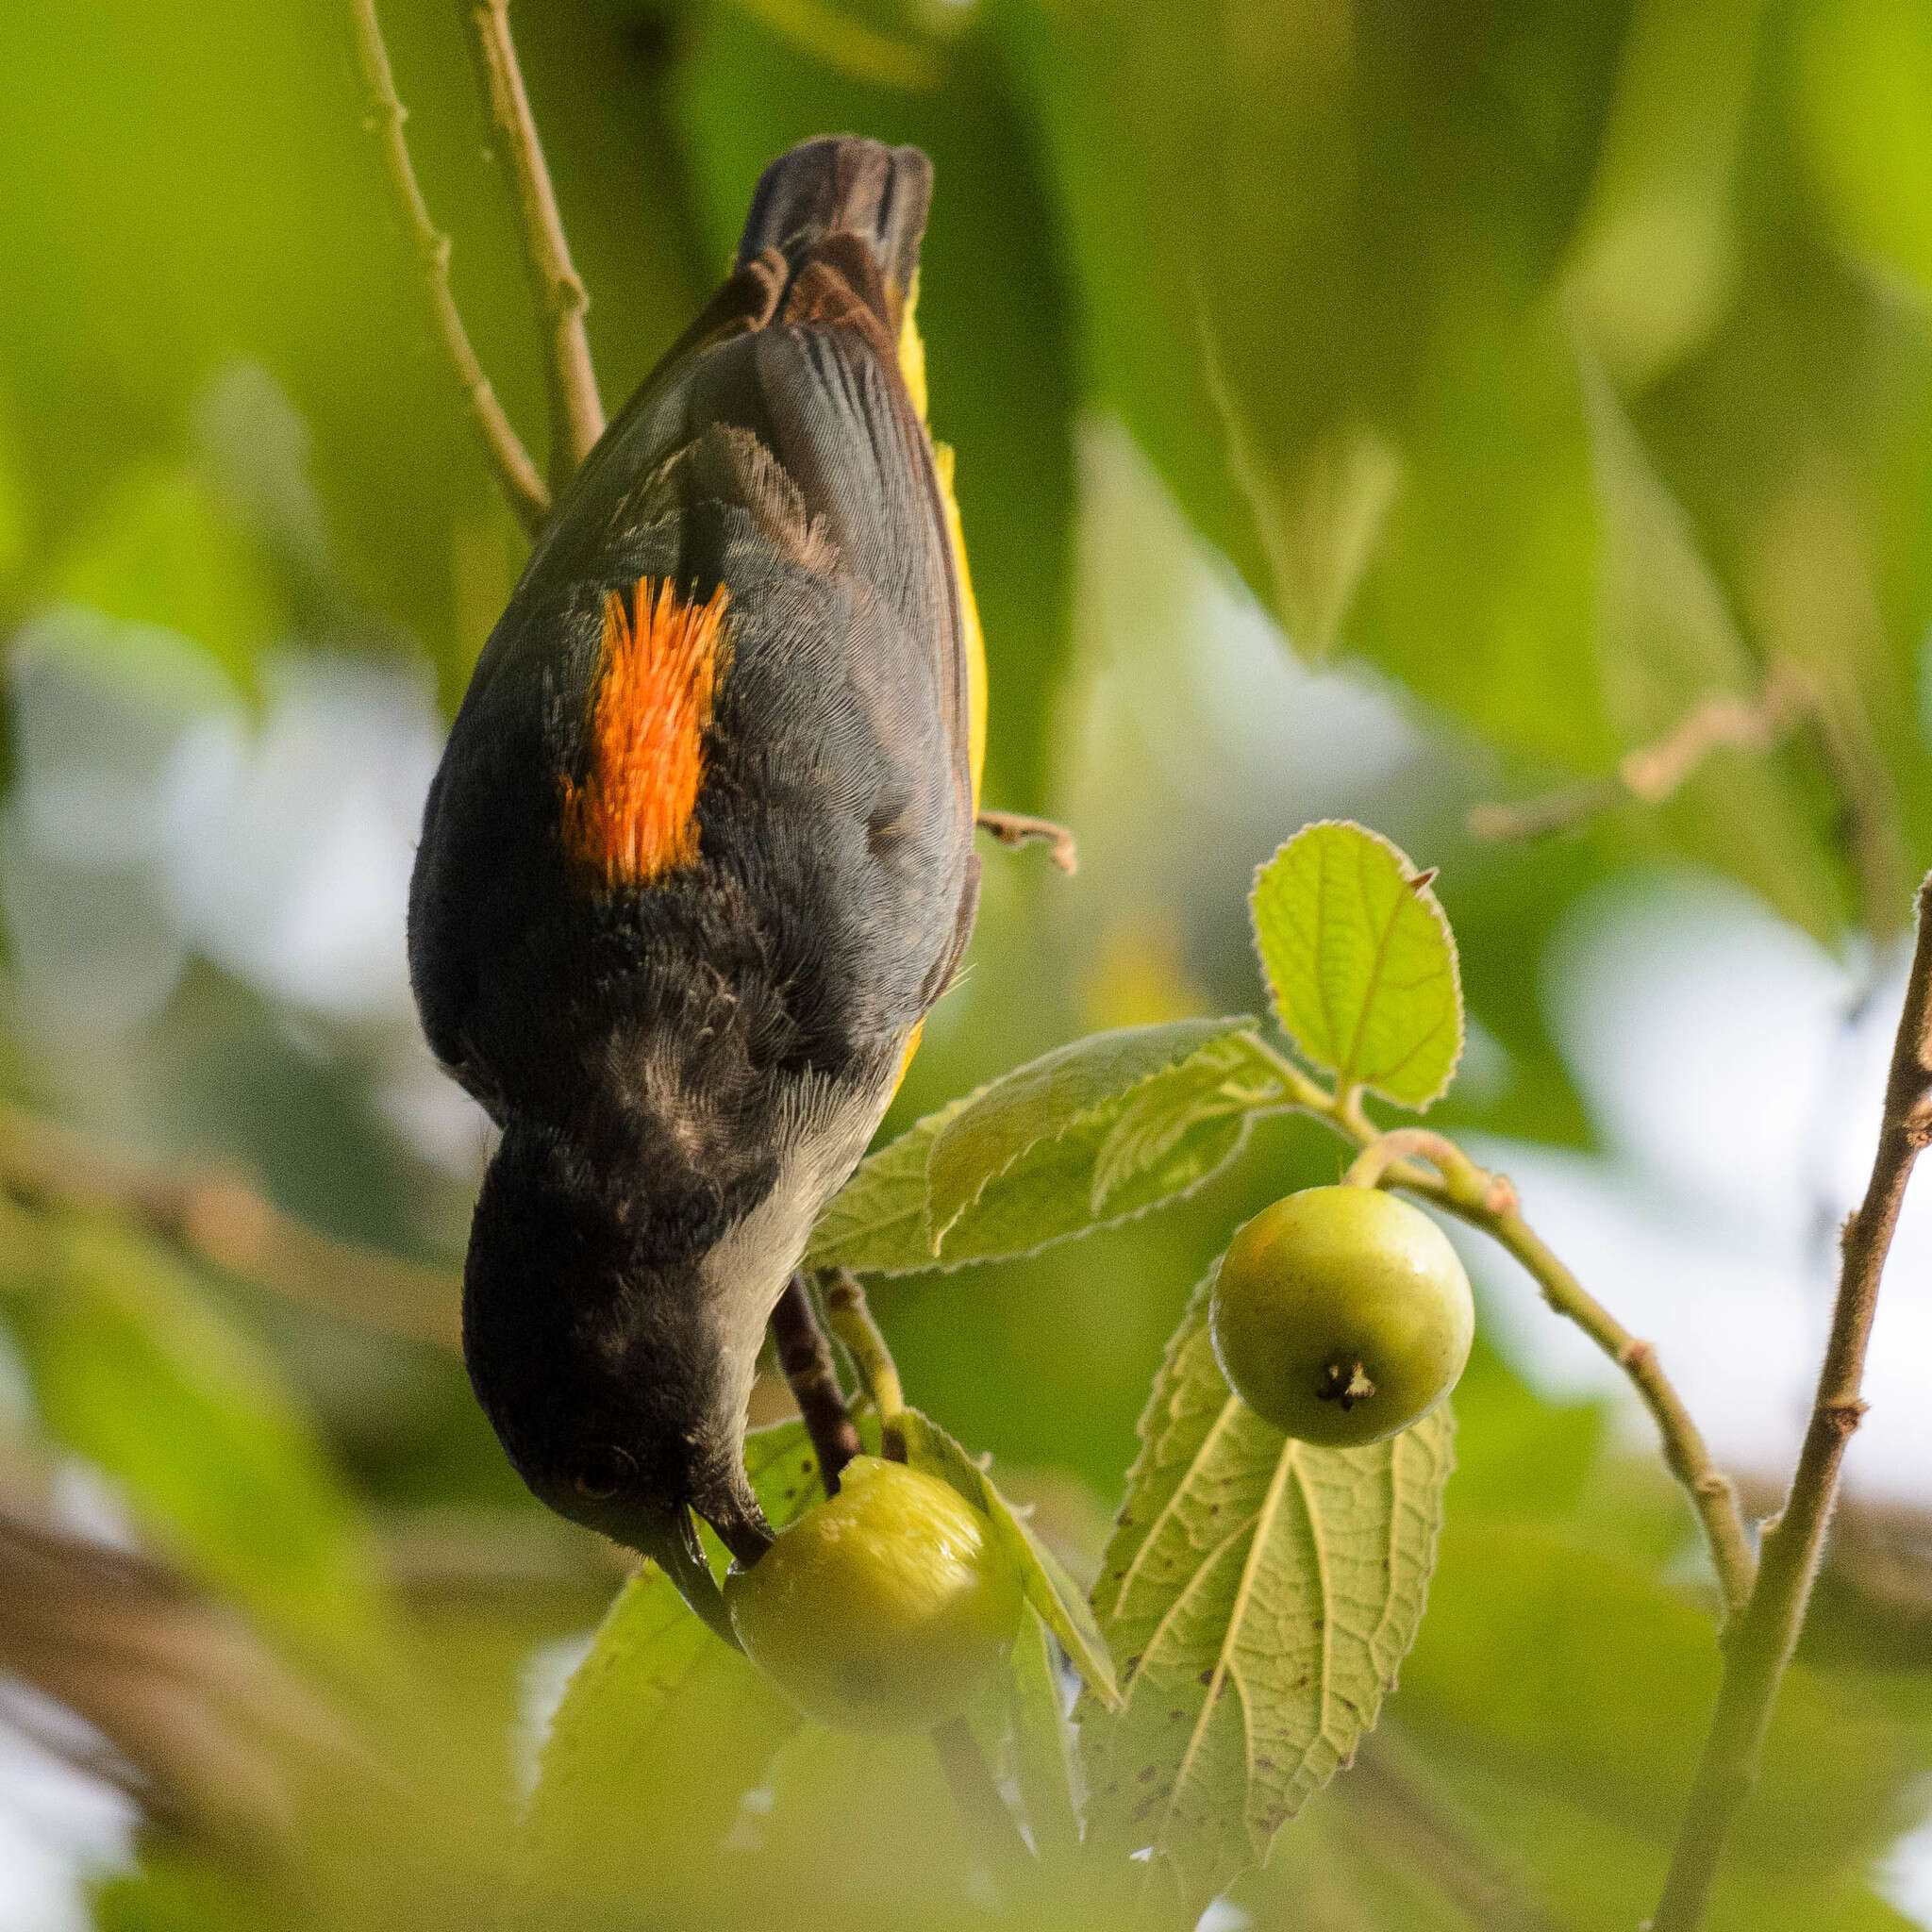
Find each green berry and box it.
[1209,1186,1474,1447]
[724,1456,1024,1733]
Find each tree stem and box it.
[1648,874,1932,1930]
[0,1102,458,1351]
[820,1270,906,1458]
[457,0,604,487]
[347,0,549,534]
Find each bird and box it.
[407,137,984,1635]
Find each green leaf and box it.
[1403,1511,1917,1874]
[519,1562,801,1920]
[91,1846,283,1932]
[1080,1272,1455,1913]
[805,1088,978,1275]
[1582,362,1843,945]
[1794,0,1932,303]
[742,1415,828,1530]
[1250,821,1463,1108]
[991,1,1611,716]
[1087,1032,1268,1217]
[924,1017,1261,1251]
[898,1406,1121,1710]
[1006,1604,1083,1865]
[1,1210,391,1671]
[808,1020,1267,1274]
[722,1713,990,1916]
[1563,0,1767,389]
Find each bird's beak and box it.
[627,1503,738,1648]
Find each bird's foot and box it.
[975,809,1077,874]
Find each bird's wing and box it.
[409,139,982,1101]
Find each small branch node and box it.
[1822,1400,1870,1440]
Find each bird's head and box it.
[459,1112,785,1636]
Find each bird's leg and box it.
[770,1274,861,1494]
[975,809,1077,874]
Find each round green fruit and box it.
[1209,1186,1474,1447]
[724,1455,1024,1733]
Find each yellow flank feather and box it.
[896,268,930,424]
[931,441,988,814]
[894,269,984,812]
[890,269,985,1100]
[892,1017,925,1094]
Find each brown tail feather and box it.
[734,136,931,339]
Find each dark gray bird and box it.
[407,137,981,1631]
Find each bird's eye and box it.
[574,1445,637,1501]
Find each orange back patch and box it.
[558,577,729,889]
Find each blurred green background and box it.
[2,0,1932,1927]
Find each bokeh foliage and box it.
[0,1,1929,1928]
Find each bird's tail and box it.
[734,136,932,342]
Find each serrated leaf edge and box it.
[1088,1040,1260,1219]
[1087,1265,1457,1905]
[923,1018,1259,1257]
[1248,819,1465,1110]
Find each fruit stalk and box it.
[1240,1035,1757,1621]
[821,1270,907,1457]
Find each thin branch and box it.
[457,0,604,488]
[348,0,549,534]
[1468,661,1808,844]
[0,1103,460,1352]
[975,809,1080,875]
[769,1274,862,1492]
[1241,1041,1758,1622]
[1474,1202,1757,1616]
[820,1270,907,1457]
[1650,874,1932,1931]
[0,1504,368,1849]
